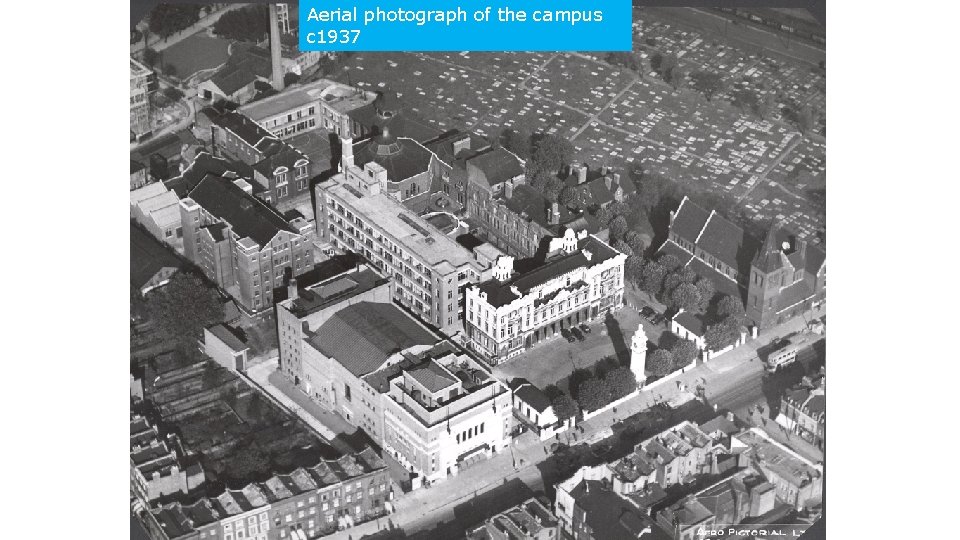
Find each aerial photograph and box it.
[130,3,826,539]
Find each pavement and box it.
[243,303,824,539]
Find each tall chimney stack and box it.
[287,278,298,302]
[268,4,284,91]
[341,137,355,170]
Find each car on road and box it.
[579,323,591,334]
[570,327,585,341]
[560,328,576,343]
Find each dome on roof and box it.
[374,90,401,118]
[370,128,401,156]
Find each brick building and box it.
[147,448,390,540]
[733,429,823,510]
[130,413,204,505]
[179,174,315,314]
[130,58,155,140]
[315,154,495,334]
[464,230,626,363]
[206,109,315,206]
[659,196,826,330]
[131,182,183,253]
[276,269,513,485]
[239,79,377,140]
[776,373,826,448]
[465,497,559,540]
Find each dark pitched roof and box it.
[466,147,525,188]
[130,223,182,289]
[569,481,666,540]
[253,144,308,177]
[774,279,815,313]
[699,415,739,437]
[210,110,278,149]
[476,236,620,308]
[671,196,712,243]
[166,152,255,198]
[188,175,294,246]
[207,324,248,352]
[210,65,258,96]
[353,130,433,182]
[131,160,146,174]
[673,311,706,337]
[513,383,551,413]
[754,226,787,273]
[423,130,488,166]
[697,211,749,271]
[308,302,437,377]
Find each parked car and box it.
[570,327,585,341]
[579,323,591,334]
[560,328,576,343]
[639,306,657,320]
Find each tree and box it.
[283,72,301,88]
[606,52,642,73]
[149,3,202,39]
[608,215,629,242]
[669,282,701,313]
[576,378,612,412]
[689,71,727,101]
[500,128,531,160]
[659,254,682,273]
[164,63,178,77]
[694,278,715,313]
[143,47,160,69]
[552,393,580,421]
[604,367,638,399]
[671,339,698,370]
[163,86,184,102]
[717,295,746,327]
[612,240,633,257]
[212,4,268,42]
[542,176,564,203]
[594,205,613,228]
[704,319,740,351]
[646,349,674,377]
[731,86,759,115]
[559,185,579,207]
[625,255,645,283]
[530,134,573,174]
[624,230,646,256]
[144,272,225,345]
[640,260,666,296]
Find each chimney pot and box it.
[288,278,298,302]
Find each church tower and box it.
[630,324,648,383]
[746,225,791,329]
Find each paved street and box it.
[250,303,824,539]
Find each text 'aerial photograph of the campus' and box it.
[130,3,826,540]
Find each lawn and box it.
[160,33,231,78]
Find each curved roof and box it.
[353,129,433,182]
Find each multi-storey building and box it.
[147,448,390,540]
[206,109,315,206]
[557,477,664,540]
[776,374,826,448]
[277,270,513,485]
[608,420,720,495]
[466,497,560,540]
[464,229,627,363]
[130,413,204,505]
[179,174,315,314]
[132,160,149,190]
[130,58,155,140]
[316,153,495,334]
[733,429,823,510]
[131,223,184,297]
[239,79,378,140]
[659,196,826,329]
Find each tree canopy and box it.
[552,393,580,421]
[671,339,698,370]
[212,4,268,42]
[604,367,638,399]
[149,3,202,39]
[576,378,612,412]
[529,134,574,174]
[646,349,674,377]
[144,272,225,345]
[689,71,728,101]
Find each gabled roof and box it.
[423,130,488,166]
[697,211,749,271]
[466,147,525,188]
[407,361,458,393]
[307,302,437,377]
[513,382,551,413]
[253,144,309,177]
[187,175,295,246]
[166,152,255,198]
[671,196,712,244]
[130,223,182,290]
